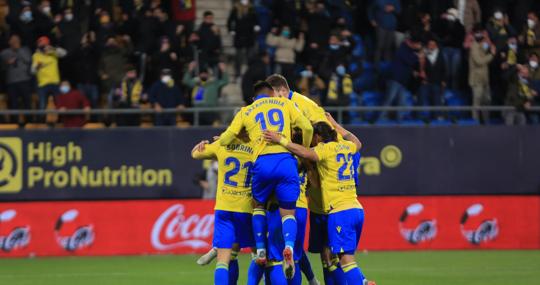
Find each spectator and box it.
[527,52,540,93]
[325,64,353,107]
[419,39,446,120]
[33,0,55,40]
[227,0,259,79]
[504,64,537,125]
[149,69,185,126]
[456,0,482,33]
[519,11,540,57]
[0,34,33,123]
[297,65,326,104]
[369,0,401,63]
[437,8,465,90]
[136,9,160,54]
[148,37,179,86]
[197,11,222,70]
[57,7,81,84]
[9,4,37,49]
[241,51,271,105]
[486,10,516,51]
[318,34,349,80]
[266,26,304,81]
[95,11,115,47]
[469,26,496,122]
[75,31,100,108]
[171,0,197,34]
[113,66,143,126]
[182,62,229,125]
[415,12,437,44]
[55,80,90,128]
[379,35,422,121]
[99,35,133,106]
[304,2,332,63]
[31,36,66,110]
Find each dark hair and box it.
[313,122,337,143]
[292,127,303,145]
[266,74,290,90]
[253,81,274,95]
[472,23,484,33]
[203,11,213,17]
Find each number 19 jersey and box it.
[222,94,311,157]
[196,139,254,213]
[313,141,362,214]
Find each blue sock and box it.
[228,252,239,285]
[323,265,335,285]
[252,208,267,250]
[299,251,315,282]
[342,262,366,285]
[281,215,297,249]
[329,260,347,285]
[247,259,265,285]
[215,262,229,285]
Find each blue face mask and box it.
[20,11,33,22]
[336,65,346,76]
[60,85,71,94]
[329,44,340,50]
[281,30,290,38]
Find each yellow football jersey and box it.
[313,140,362,214]
[193,139,254,213]
[296,169,308,209]
[220,95,313,157]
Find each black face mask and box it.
[200,76,208,82]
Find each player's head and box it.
[238,127,250,142]
[291,127,303,145]
[253,80,275,98]
[312,122,337,145]
[266,74,290,98]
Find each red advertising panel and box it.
[0,196,538,257]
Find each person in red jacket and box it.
[55,80,91,128]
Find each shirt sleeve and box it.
[288,101,313,148]
[219,109,244,146]
[193,141,219,159]
[312,143,327,161]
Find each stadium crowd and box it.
[1,0,540,126]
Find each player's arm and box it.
[263,130,319,162]
[219,109,244,146]
[191,140,218,160]
[288,102,313,148]
[325,112,362,150]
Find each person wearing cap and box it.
[149,69,185,126]
[437,8,465,91]
[31,36,66,110]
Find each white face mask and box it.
[530,60,538,69]
[60,85,71,94]
[482,42,490,51]
[240,0,249,5]
[42,6,51,15]
[65,13,74,21]
[494,12,503,21]
[161,75,172,83]
[528,19,536,29]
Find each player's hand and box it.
[196,140,210,152]
[263,130,280,143]
[213,136,220,141]
[325,112,338,127]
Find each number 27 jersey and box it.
[313,140,362,214]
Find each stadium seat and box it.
[83,123,106,129]
[140,122,154,128]
[0,124,19,130]
[429,119,453,126]
[400,119,425,126]
[24,123,49,130]
[456,119,480,126]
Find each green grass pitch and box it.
[1,251,539,285]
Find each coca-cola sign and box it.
[151,204,214,250]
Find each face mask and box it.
[474,33,484,41]
[508,43,518,51]
[200,76,208,82]
[42,6,51,15]
[447,15,456,21]
[494,12,503,21]
[300,70,313,78]
[528,19,536,29]
[60,85,71,94]
[240,0,249,5]
[65,13,74,21]
[519,76,529,84]
[329,44,340,50]
[281,30,290,38]
[20,11,32,22]
[530,60,538,69]
[161,75,171,83]
[336,65,346,76]
[482,42,490,51]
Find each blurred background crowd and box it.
[1,0,540,127]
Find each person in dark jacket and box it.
[149,69,185,126]
[227,0,259,78]
[380,35,422,121]
[75,32,100,108]
[148,37,180,86]
[504,64,537,125]
[419,39,446,119]
[369,0,401,63]
[197,11,222,70]
[436,8,465,90]
[241,51,271,105]
[8,5,37,49]
[57,7,81,84]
